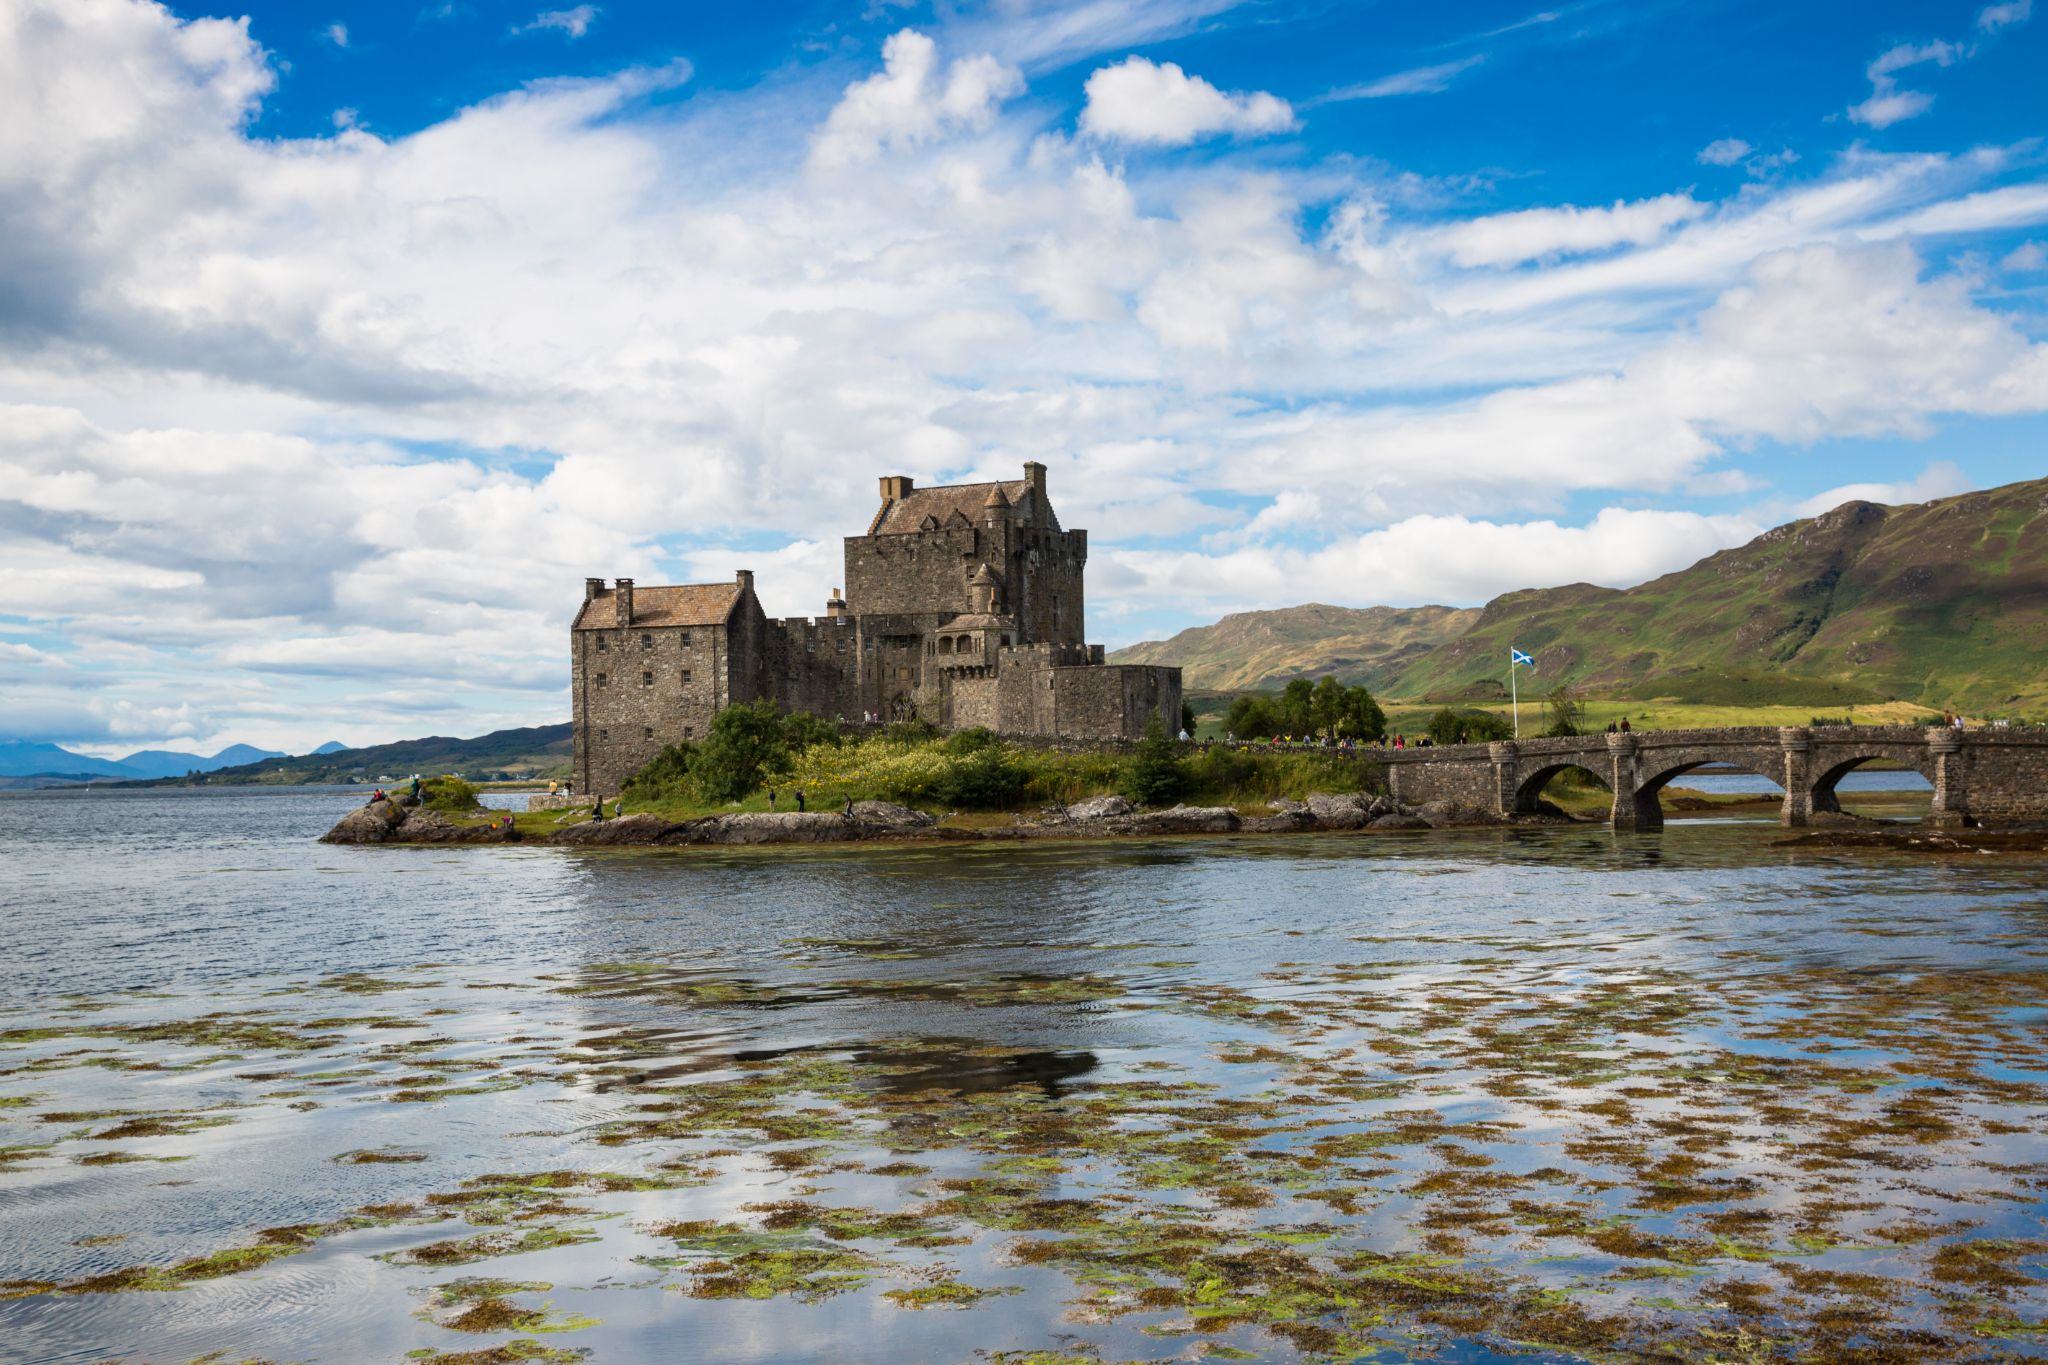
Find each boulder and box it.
[1119,804,1241,835]
[554,813,677,845]
[319,798,409,844]
[1241,813,1308,834]
[693,811,866,845]
[1368,812,1430,830]
[850,800,936,830]
[1305,792,1369,830]
[1416,799,1499,827]
[1065,793,1133,822]
[1269,797,1309,815]
[1366,795,1396,818]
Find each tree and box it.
[1334,683,1385,741]
[688,699,791,802]
[1426,706,1513,746]
[1310,676,1344,737]
[1544,683,1583,738]
[1181,701,1197,736]
[1224,694,1275,738]
[1279,678,1315,735]
[1122,713,1189,807]
[781,711,842,754]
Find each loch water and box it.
[2,786,2045,1364]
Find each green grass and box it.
[479,733,1376,831]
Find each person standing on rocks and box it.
[767,788,777,810]
[795,789,806,812]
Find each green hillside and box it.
[1113,478,2048,713]
[1109,603,1479,692]
[139,724,574,786]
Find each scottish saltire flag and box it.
[1510,649,1534,668]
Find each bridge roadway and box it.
[1381,725,2048,831]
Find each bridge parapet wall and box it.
[1382,724,2048,830]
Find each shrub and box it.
[1425,707,1514,746]
[1181,701,1197,736]
[1121,714,1188,807]
[781,711,843,754]
[689,699,790,802]
[931,745,1030,808]
[622,743,696,803]
[419,775,480,812]
[884,718,940,744]
[941,726,1003,756]
[1544,684,1583,737]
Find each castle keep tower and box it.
[571,462,1181,795]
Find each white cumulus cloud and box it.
[516,6,599,39]
[1078,56,1294,145]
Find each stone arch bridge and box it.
[1382,726,2048,831]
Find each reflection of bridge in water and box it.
[1383,726,2048,831]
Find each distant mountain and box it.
[0,740,132,779]
[1109,604,1479,692]
[1108,477,2048,712]
[311,741,348,755]
[115,744,286,779]
[151,724,574,786]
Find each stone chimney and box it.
[584,577,604,602]
[879,475,914,502]
[826,587,847,619]
[614,578,634,626]
[735,569,755,598]
[1022,461,1047,500]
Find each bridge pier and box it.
[1606,734,1646,831]
[1487,741,1518,820]
[1927,727,1968,828]
[1779,727,1812,827]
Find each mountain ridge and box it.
[1110,477,2048,710]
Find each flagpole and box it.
[1510,651,1519,738]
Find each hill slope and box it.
[156,724,574,785]
[1395,480,2048,709]
[1111,478,2048,712]
[1109,604,1480,692]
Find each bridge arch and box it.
[1630,748,1786,831]
[1513,761,1611,815]
[1808,750,1937,815]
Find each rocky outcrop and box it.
[318,798,410,844]
[1306,792,1370,830]
[317,786,1514,848]
[1114,804,1242,835]
[1064,794,1133,822]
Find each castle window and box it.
[681,669,693,683]
[684,726,693,739]
[641,634,653,650]
[680,631,692,647]
[1002,635,1012,647]
[596,672,608,687]
[938,637,953,655]
[595,636,607,652]
[835,638,845,652]
[641,671,653,687]
[600,728,609,740]
[643,726,653,738]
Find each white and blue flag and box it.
[1510,648,1534,668]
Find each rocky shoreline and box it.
[319,790,1529,849]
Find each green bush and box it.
[419,775,480,812]
[884,718,940,744]
[1425,707,1514,746]
[941,726,1003,756]
[688,699,790,802]
[931,744,1030,808]
[622,743,696,803]
[781,711,843,753]
[1121,714,1188,807]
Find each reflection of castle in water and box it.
[571,462,1181,796]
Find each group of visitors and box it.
[1604,719,1632,734]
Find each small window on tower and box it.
[596,672,608,687]
[643,726,653,738]
[641,634,653,650]
[596,636,607,652]
[680,631,692,647]
[681,669,693,683]
[684,726,693,739]
[600,728,609,740]
[642,670,654,687]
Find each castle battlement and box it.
[570,463,1181,794]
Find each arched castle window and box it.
[938,637,953,655]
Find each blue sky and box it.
[1,0,2045,755]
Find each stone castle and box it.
[571,462,1182,795]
